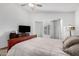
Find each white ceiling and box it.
[19,3,79,12]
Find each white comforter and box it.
[7,37,69,56]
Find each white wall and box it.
[31,12,75,39]
[75,8,79,30]
[75,8,79,35]
[0,4,31,48]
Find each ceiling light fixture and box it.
[28,3,35,7]
[21,3,42,8]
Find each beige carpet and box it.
[0,48,7,56]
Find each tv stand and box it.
[9,32,30,39]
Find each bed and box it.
[7,37,69,56]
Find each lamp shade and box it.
[68,26,75,30]
[67,25,75,36]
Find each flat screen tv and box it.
[19,25,30,33]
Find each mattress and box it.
[7,37,69,56]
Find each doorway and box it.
[35,21,43,37]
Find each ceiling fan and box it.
[21,3,43,7]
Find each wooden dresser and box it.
[8,34,37,51]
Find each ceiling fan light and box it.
[28,3,34,7]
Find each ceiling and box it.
[19,3,79,12]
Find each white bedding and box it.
[7,37,69,56]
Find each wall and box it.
[75,8,79,29]
[0,4,31,48]
[75,8,79,35]
[31,12,75,39]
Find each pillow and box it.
[63,36,79,43]
[63,36,79,49]
[63,36,70,43]
[63,43,79,56]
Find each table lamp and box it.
[68,25,75,36]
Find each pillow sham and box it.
[63,36,79,49]
[63,43,79,56]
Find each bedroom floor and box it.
[0,47,7,56]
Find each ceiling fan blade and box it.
[21,3,27,6]
[36,4,42,7]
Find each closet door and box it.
[35,21,43,37]
[50,19,61,39]
[54,20,60,39]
